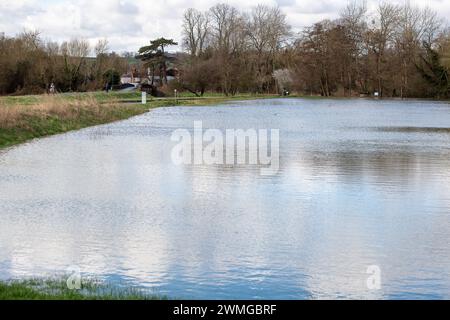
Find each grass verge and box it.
[0,91,299,149]
[0,94,152,149]
[0,278,166,300]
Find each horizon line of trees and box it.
[175,2,450,98]
[0,33,130,95]
[1,2,449,98]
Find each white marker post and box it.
[142,91,147,105]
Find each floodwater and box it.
[1,98,450,300]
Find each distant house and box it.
[121,53,179,86]
[120,67,142,84]
[120,74,141,84]
[139,52,179,86]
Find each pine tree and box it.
[138,38,178,85]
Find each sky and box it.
[0,0,449,53]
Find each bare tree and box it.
[209,3,241,53]
[246,5,290,92]
[340,1,367,95]
[60,39,90,91]
[182,8,209,57]
[441,29,450,69]
[368,2,401,97]
[0,2,448,98]
[396,3,443,98]
[207,3,245,95]
[421,8,443,44]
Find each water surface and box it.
[1,98,450,299]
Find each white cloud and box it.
[0,0,449,53]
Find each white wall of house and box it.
[121,76,142,84]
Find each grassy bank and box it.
[0,94,150,149]
[0,92,286,149]
[0,279,166,300]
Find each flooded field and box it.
[1,98,449,299]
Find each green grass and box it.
[0,103,150,149]
[148,93,289,106]
[0,93,159,149]
[0,92,141,106]
[0,278,166,300]
[0,91,296,150]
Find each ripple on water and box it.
[0,98,450,299]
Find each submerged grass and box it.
[148,93,290,108]
[0,278,166,300]
[376,126,450,133]
[0,92,292,149]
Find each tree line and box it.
[0,32,128,95]
[1,2,449,98]
[175,2,450,98]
